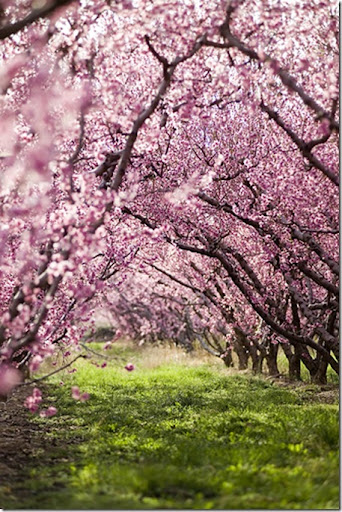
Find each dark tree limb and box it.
[260,102,339,186]
[214,9,339,133]
[0,0,73,40]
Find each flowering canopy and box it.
[0,0,338,398]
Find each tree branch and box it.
[0,0,73,40]
[19,354,86,387]
[260,102,339,186]
[216,15,339,132]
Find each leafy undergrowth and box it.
[1,344,339,510]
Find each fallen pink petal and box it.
[45,406,57,417]
[71,386,81,400]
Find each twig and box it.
[79,342,126,362]
[19,354,86,387]
[79,343,107,359]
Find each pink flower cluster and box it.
[40,407,57,418]
[24,388,57,417]
[71,386,90,402]
[24,387,42,413]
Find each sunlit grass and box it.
[1,342,339,509]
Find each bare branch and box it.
[19,354,86,387]
[144,35,169,75]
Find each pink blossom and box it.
[29,355,43,372]
[24,387,42,413]
[0,364,23,397]
[32,388,42,399]
[72,387,89,402]
[71,386,81,399]
[101,362,107,368]
[0,346,12,359]
[40,406,57,418]
[125,363,135,372]
[26,402,39,414]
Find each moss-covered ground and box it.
[0,343,339,509]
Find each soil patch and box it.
[270,379,339,404]
[0,386,52,487]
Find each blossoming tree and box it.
[0,0,338,407]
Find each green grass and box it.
[1,343,339,509]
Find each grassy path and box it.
[1,344,339,509]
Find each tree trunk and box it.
[222,349,234,368]
[234,340,249,370]
[249,343,261,374]
[282,343,301,381]
[266,343,279,376]
[310,359,328,385]
[308,342,328,385]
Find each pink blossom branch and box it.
[260,102,339,186]
[0,0,73,40]
[4,31,206,355]
[110,35,206,192]
[7,241,53,323]
[148,262,234,327]
[291,228,339,276]
[123,207,337,371]
[212,10,339,133]
[90,36,206,233]
[10,274,64,354]
[284,273,337,350]
[297,262,339,296]
[148,263,203,295]
[185,243,339,373]
[198,192,339,279]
